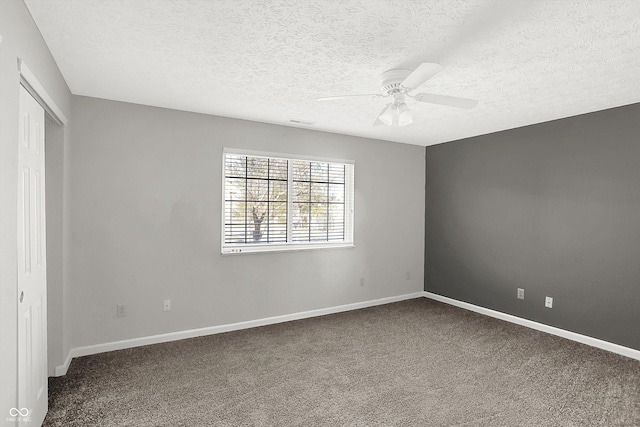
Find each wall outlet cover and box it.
[545,296,553,308]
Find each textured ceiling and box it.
[24,0,640,146]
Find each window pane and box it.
[328,204,345,240]
[329,183,344,203]
[292,230,308,242]
[225,178,245,201]
[225,201,246,223]
[292,202,309,241]
[268,202,287,242]
[310,183,328,203]
[225,155,246,178]
[310,220,327,241]
[309,203,328,224]
[309,204,327,242]
[328,203,344,223]
[247,179,269,202]
[327,228,345,241]
[225,201,247,244]
[247,202,267,243]
[292,161,310,181]
[226,224,247,244]
[270,180,287,202]
[293,181,309,202]
[310,162,329,182]
[292,203,309,224]
[246,157,268,178]
[328,163,345,183]
[270,159,288,180]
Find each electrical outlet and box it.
[360,278,365,286]
[517,288,525,300]
[545,296,553,308]
[116,304,126,317]
[163,299,171,312]
[405,271,411,280]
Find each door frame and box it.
[18,60,68,127]
[15,59,68,423]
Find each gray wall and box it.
[67,96,425,351]
[45,120,66,375]
[425,103,640,351]
[0,0,71,423]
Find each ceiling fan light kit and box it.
[378,104,395,126]
[379,100,414,127]
[397,103,413,126]
[317,63,478,127]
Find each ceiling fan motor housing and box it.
[379,69,412,95]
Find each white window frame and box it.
[221,148,355,254]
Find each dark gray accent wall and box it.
[425,103,640,351]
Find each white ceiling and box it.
[24,0,640,146]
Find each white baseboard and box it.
[55,290,639,376]
[54,292,424,376]
[54,351,74,377]
[423,291,640,362]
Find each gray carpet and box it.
[44,298,640,426]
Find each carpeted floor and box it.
[44,298,640,426]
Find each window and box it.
[222,149,354,254]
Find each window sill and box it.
[221,242,355,255]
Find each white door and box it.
[17,85,48,426]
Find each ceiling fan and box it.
[317,63,478,127]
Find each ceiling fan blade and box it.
[317,94,385,102]
[400,63,444,90]
[413,93,478,109]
